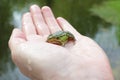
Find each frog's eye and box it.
[56,36,60,39]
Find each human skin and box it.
[8,5,114,80]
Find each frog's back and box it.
[48,31,66,39]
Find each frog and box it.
[46,31,75,46]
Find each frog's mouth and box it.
[46,38,63,46]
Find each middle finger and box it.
[30,5,50,35]
[42,6,62,33]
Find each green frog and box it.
[46,31,75,46]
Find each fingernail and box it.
[30,4,39,11]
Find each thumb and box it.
[8,28,26,52]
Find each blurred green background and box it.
[0,0,120,80]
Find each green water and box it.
[0,0,120,80]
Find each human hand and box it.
[8,5,114,80]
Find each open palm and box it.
[9,5,114,80]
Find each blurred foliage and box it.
[0,0,14,75]
[91,0,120,44]
[91,1,120,25]
[52,0,110,37]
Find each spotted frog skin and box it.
[46,31,75,46]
